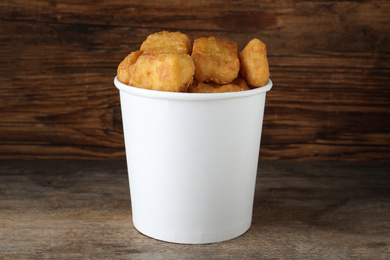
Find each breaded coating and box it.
[188,80,247,93]
[129,53,195,92]
[239,38,269,87]
[117,51,143,85]
[191,36,240,84]
[231,75,250,90]
[140,31,191,54]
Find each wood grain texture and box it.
[1,160,389,258]
[1,0,389,160]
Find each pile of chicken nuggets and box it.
[117,31,269,93]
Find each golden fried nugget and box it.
[239,38,270,87]
[188,80,247,93]
[140,31,191,54]
[191,36,240,84]
[117,51,143,85]
[129,53,195,92]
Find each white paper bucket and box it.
[114,76,272,244]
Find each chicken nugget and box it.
[140,31,191,54]
[188,80,247,93]
[191,36,240,84]
[117,51,143,85]
[239,38,269,87]
[129,53,195,92]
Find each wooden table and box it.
[1,160,389,259]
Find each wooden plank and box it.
[1,160,389,258]
[1,0,389,160]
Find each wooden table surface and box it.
[1,160,389,259]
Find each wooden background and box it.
[1,0,389,161]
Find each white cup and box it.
[114,76,272,244]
